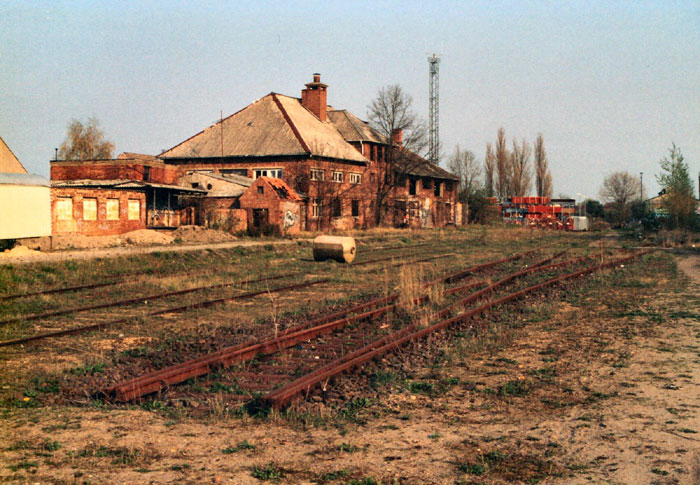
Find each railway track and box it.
[100,249,566,403]
[0,241,507,347]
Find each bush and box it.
[0,239,16,251]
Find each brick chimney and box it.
[301,73,328,121]
[391,128,403,148]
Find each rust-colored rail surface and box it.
[0,273,296,326]
[0,279,328,348]
[263,250,651,408]
[99,249,555,402]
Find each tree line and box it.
[449,127,553,223]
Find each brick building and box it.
[50,153,204,235]
[48,74,458,236]
[159,74,458,230]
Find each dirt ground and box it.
[1,244,698,484]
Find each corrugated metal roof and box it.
[327,110,386,144]
[0,173,49,187]
[159,94,368,164]
[51,179,206,193]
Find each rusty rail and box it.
[100,249,560,402]
[262,249,651,408]
[0,279,328,348]
[0,273,296,326]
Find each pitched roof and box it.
[260,176,301,201]
[327,110,386,144]
[0,137,27,173]
[159,93,367,164]
[395,151,459,181]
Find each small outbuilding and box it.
[238,176,303,235]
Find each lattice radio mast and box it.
[428,53,440,165]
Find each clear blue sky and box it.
[2,0,698,200]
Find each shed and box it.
[238,177,303,235]
[0,173,51,240]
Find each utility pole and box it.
[428,54,440,165]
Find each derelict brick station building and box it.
[49,74,459,236]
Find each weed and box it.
[337,442,360,453]
[678,428,697,434]
[347,478,378,485]
[651,468,669,476]
[251,462,285,481]
[498,380,530,397]
[320,469,350,481]
[222,440,256,453]
[428,433,441,440]
[7,460,38,472]
[170,463,191,471]
[69,363,105,376]
[43,440,61,452]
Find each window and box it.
[434,182,441,197]
[409,178,417,196]
[254,168,282,179]
[56,198,73,221]
[331,171,343,183]
[310,169,325,181]
[331,198,341,217]
[106,199,119,220]
[128,199,140,220]
[82,198,97,221]
[349,173,361,184]
[422,178,433,190]
[257,185,264,194]
[370,172,376,183]
[143,166,151,181]
[351,200,360,217]
[312,198,322,218]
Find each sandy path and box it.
[677,253,700,285]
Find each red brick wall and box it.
[51,187,146,236]
[238,178,302,235]
[51,161,179,185]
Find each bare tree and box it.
[367,84,427,225]
[59,117,115,160]
[494,127,512,199]
[542,172,553,199]
[534,133,552,198]
[599,171,639,226]
[510,138,532,197]
[448,146,482,218]
[484,143,495,197]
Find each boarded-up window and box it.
[56,198,73,221]
[128,199,140,220]
[83,199,97,221]
[106,199,119,221]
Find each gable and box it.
[0,137,27,173]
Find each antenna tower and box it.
[428,53,440,165]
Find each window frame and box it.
[82,198,97,221]
[331,171,343,183]
[310,169,325,181]
[105,198,120,221]
[254,168,283,179]
[348,173,362,185]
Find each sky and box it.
[1,0,699,200]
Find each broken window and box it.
[254,168,282,179]
[352,199,360,217]
[422,178,433,190]
[312,198,322,218]
[143,166,151,182]
[331,198,341,217]
[257,186,264,194]
[434,182,441,197]
[82,198,97,221]
[56,198,73,221]
[106,199,119,221]
[409,177,417,196]
[128,199,140,220]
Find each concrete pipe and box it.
[312,235,356,264]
